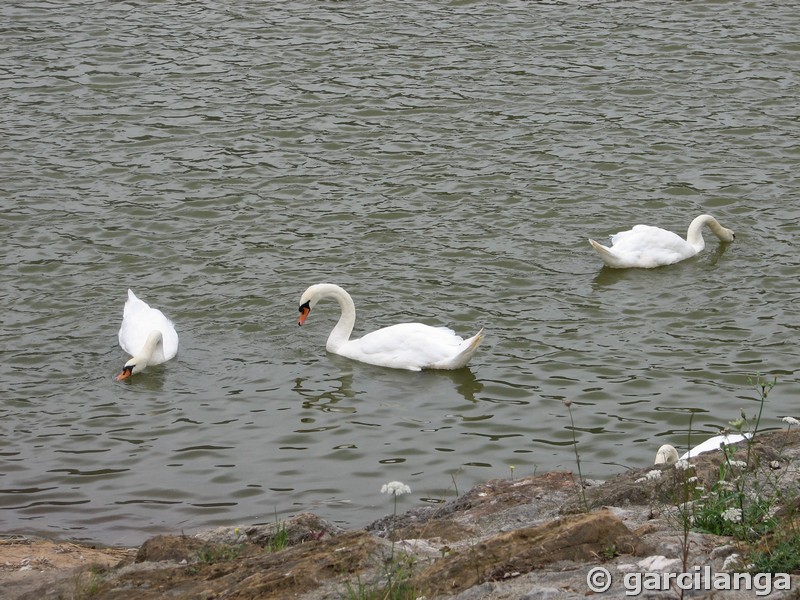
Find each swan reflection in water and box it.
[292,360,484,412]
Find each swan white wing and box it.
[118,290,178,364]
[680,433,751,460]
[609,225,696,267]
[610,225,688,252]
[339,323,467,371]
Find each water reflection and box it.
[591,265,643,288]
[706,241,733,266]
[293,371,358,413]
[292,358,485,407]
[423,368,484,403]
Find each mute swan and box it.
[297,283,484,371]
[116,289,179,380]
[589,214,735,269]
[654,432,752,465]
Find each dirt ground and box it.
[0,535,136,599]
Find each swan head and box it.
[297,287,320,325]
[115,356,148,380]
[298,299,312,325]
[690,214,736,244]
[654,444,679,465]
[116,329,163,380]
[719,228,735,242]
[297,284,343,325]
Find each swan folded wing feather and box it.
[122,289,149,319]
[119,292,152,356]
[341,323,468,371]
[611,225,688,251]
[608,225,697,267]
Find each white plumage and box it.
[297,283,484,371]
[116,289,178,380]
[589,214,735,269]
[654,432,751,465]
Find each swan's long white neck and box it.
[307,284,356,352]
[685,214,729,250]
[129,330,163,371]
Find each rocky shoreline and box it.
[4,430,800,599]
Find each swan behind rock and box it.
[654,444,680,465]
[297,283,484,371]
[589,214,735,269]
[654,432,752,465]
[116,289,178,380]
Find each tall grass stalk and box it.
[564,399,588,512]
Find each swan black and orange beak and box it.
[298,301,311,326]
[115,365,134,381]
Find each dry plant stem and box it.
[390,494,398,562]
[566,402,588,512]
[745,373,773,466]
[677,411,695,600]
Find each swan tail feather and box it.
[588,238,624,268]
[430,328,485,370]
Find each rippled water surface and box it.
[2,1,799,546]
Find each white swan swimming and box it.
[654,432,752,465]
[116,289,179,380]
[588,214,735,269]
[297,283,485,371]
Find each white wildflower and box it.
[635,470,662,483]
[722,507,743,523]
[729,416,746,430]
[381,481,411,496]
[728,460,748,469]
[782,416,800,426]
[686,476,698,483]
[674,459,692,471]
[770,460,781,470]
[722,554,742,572]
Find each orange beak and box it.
[115,366,133,381]
[298,304,310,326]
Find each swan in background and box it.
[589,214,735,269]
[654,432,752,465]
[116,289,179,380]
[297,283,484,371]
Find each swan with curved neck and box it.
[654,432,751,465]
[297,283,484,371]
[589,214,735,269]
[116,289,179,380]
